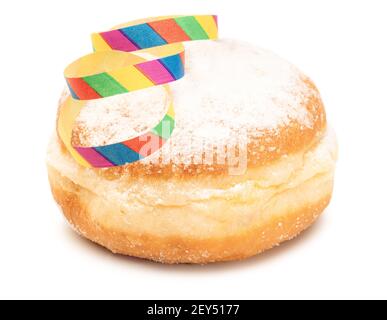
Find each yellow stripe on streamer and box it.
[91,33,112,52]
[57,99,91,167]
[195,15,218,39]
[109,66,154,91]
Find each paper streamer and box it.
[58,15,218,168]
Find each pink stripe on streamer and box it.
[75,147,114,168]
[213,15,218,27]
[135,60,175,84]
[100,30,138,52]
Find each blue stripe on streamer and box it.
[95,143,142,166]
[120,23,167,49]
[159,54,185,80]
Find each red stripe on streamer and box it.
[123,133,165,157]
[148,19,191,43]
[179,51,185,66]
[66,78,101,100]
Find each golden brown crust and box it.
[48,162,333,264]
[57,77,326,179]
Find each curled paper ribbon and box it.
[58,15,218,168]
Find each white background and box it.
[1,0,386,300]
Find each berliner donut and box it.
[47,39,338,264]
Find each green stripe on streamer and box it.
[152,114,175,139]
[174,16,209,40]
[83,73,128,97]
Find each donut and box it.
[47,39,338,264]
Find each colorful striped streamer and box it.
[92,15,218,53]
[58,15,218,168]
[65,43,186,101]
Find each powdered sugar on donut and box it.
[74,86,168,147]
[74,39,316,163]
